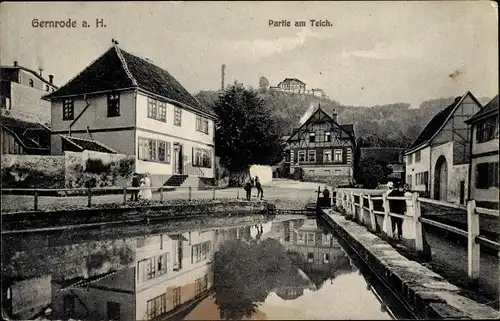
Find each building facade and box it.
[43,41,217,187]
[465,95,499,208]
[285,106,356,186]
[404,92,483,204]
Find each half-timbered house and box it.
[284,106,356,186]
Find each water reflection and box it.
[2,217,392,321]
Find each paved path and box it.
[1,180,321,213]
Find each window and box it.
[476,162,499,189]
[191,241,211,263]
[322,234,330,245]
[307,150,316,163]
[196,115,209,134]
[324,132,331,142]
[309,132,316,143]
[138,138,171,163]
[172,287,181,308]
[415,150,421,162]
[107,93,120,117]
[63,99,74,120]
[407,154,413,165]
[297,232,305,244]
[157,253,168,276]
[193,148,212,168]
[146,294,166,320]
[29,79,34,87]
[307,252,314,263]
[147,97,167,122]
[334,149,343,162]
[307,233,315,245]
[323,149,332,162]
[407,175,412,187]
[476,117,499,142]
[297,150,306,162]
[323,253,330,263]
[174,107,182,126]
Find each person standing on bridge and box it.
[386,181,405,241]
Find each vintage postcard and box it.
[1,1,498,320]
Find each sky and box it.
[1,1,498,108]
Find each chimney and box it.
[49,75,54,84]
[332,108,338,122]
[13,61,18,67]
[38,67,44,77]
[221,64,226,90]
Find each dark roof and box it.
[466,95,499,123]
[278,78,306,85]
[60,135,117,153]
[0,65,58,88]
[408,94,465,151]
[360,147,405,164]
[44,45,214,118]
[340,124,354,137]
[0,115,50,149]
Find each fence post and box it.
[87,187,92,208]
[123,187,127,205]
[34,190,39,211]
[358,193,364,224]
[368,194,376,231]
[382,192,393,238]
[189,186,192,201]
[411,192,423,252]
[467,200,480,280]
[212,186,216,200]
[160,186,164,203]
[236,188,239,200]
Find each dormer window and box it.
[324,132,331,142]
[107,93,120,117]
[309,132,316,143]
[63,99,74,120]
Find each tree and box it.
[213,83,285,186]
[356,157,392,188]
[258,76,270,94]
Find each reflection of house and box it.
[1,61,57,124]
[404,92,482,204]
[285,106,356,186]
[43,40,217,187]
[272,219,353,289]
[1,115,51,155]
[51,226,252,321]
[360,147,405,182]
[465,95,499,208]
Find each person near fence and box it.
[255,176,264,200]
[142,173,153,200]
[244,178,253,201]
[386,181,406,241]
[130,173,140,201]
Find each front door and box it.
[434,156,448,201]
[173,144,183,174]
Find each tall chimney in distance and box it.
[38,67,44,77]
[14,61,18,67]
[49,75,54,84]
[221,64,226,90]
[332,108,338,122]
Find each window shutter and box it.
[342,147,347,164]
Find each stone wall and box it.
[1,154,65,188]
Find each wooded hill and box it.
[195,88,490,148]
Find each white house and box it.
[465,95,499,208]
[404,91,483,204]
[43,41,217,188]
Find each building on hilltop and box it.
[43,40,217,188]
[284,105,356,186]
[404,91,482,204]
[270,78,328,98]
[464,95,499,209]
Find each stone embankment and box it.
[2,199,274,232]
[321,209,499,320]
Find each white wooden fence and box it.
[334,188,499,281]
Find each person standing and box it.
[255,176,264,200]
[142,173,153,201]
[244,178,252,201]
[386,181,405,240]
[130,173,140,201]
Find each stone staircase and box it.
[163,175,200,190]
[164,175,188,187]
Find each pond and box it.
[2,215,411,320]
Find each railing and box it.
[334,188,499,281]
[0,185,247,212]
